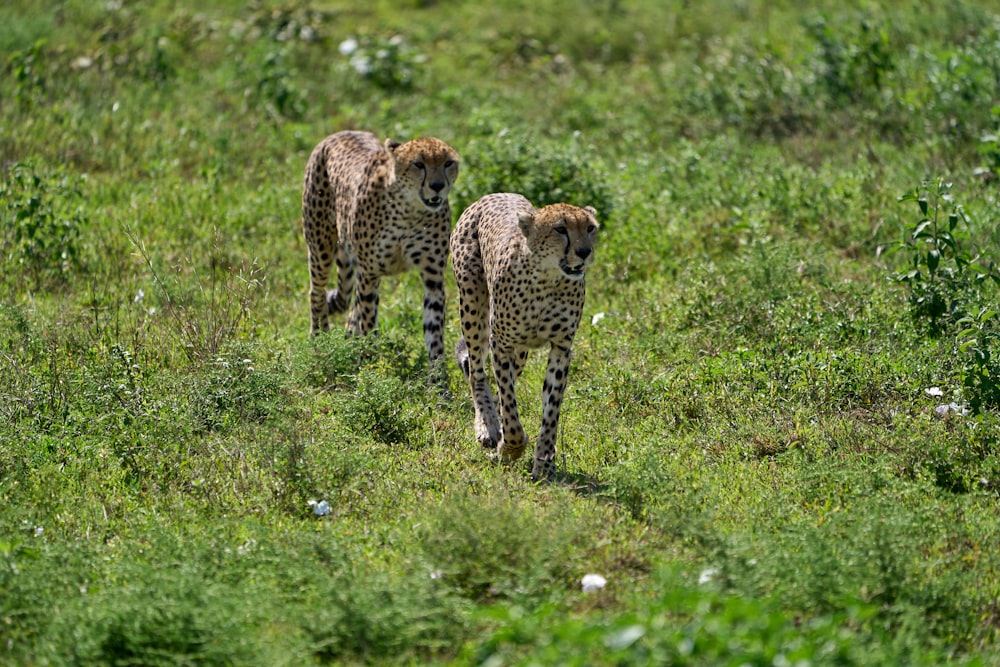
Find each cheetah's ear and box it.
[385,138,402,152]
[517,211,535,239]
[583,206,597,217]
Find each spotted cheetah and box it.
[302,130,460,376]
[452,193,599,481]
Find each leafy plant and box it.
[189,349,285,433]
[418,493,587,602]
[340,367,421,446]
[804,15,895,106]
[0,163,85,291]
[957,307,1000,412]
[7,39,47,109]
[129,229,266,363]
[248,46,307,121]
[467,565,958,667]
[977,105,1000,179]
[454,125,617,218]
[338,33,424,91]
[892,179,998,333]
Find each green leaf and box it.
[918,198,929,215]
[912,220,932,238]
[926,250,940,273]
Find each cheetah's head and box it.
[386,137,460,212]
[518,203,599,281]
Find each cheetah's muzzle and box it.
[559,261,587,280]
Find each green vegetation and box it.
[3,0,1000,664]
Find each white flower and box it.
[591,312,606,326]
[581,573,607,592]
[338,38,358,56]
[350,55,372,75]
[698,567,718,584]
[34,526,43,537]
[606,625,645,650]
[134,289,144,303]
[308,499,332,516]
[935,403,969,417]
[925,386,944,397]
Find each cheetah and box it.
[451,193,599,481]
[302,130,460,376]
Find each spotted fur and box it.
[452,193,599,481]
[302,131,460,376]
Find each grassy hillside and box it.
[3,0,1000,664]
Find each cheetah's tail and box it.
[455,337,470,379]
[326,289,349,314]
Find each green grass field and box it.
[4,0,1000,664]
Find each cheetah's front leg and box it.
[420,265,447,386]
[532,343,572,482]
[455,270,500,449]
[492,341,528,464]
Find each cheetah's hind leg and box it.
[456,337,501,452]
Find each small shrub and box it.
[339,367,421,446]
[977,106,1000,179]
[296,332,371,390]
[0,535,43,656]
[922,24,1000,142]
[890,179,999,334]
[7,39,48,109]
[957,307,1000,412]
[804,15,895,107]
[715,479,989,650]
[453,125,617,219]
[189,348,285,433]
[0,163,85,291]
[467,565,953,667]
[236,2,327,44]
[130,229,266,363]
[302,563,468,663]
[246,46,307,121]
[889,180,1000,410]
[47,556,255,666]
[338,33,424,91]
[418,493,587,602]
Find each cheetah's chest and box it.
[490,277,584,348]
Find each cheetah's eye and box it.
[587,224,597,234]
[413,161,426,170]
[444,160,456,169]
[554,226,568,236]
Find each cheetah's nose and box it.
[575,247,592,260]
[429,181,445,193]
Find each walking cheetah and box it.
[302,130,460,376]
[451,193,599,481]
